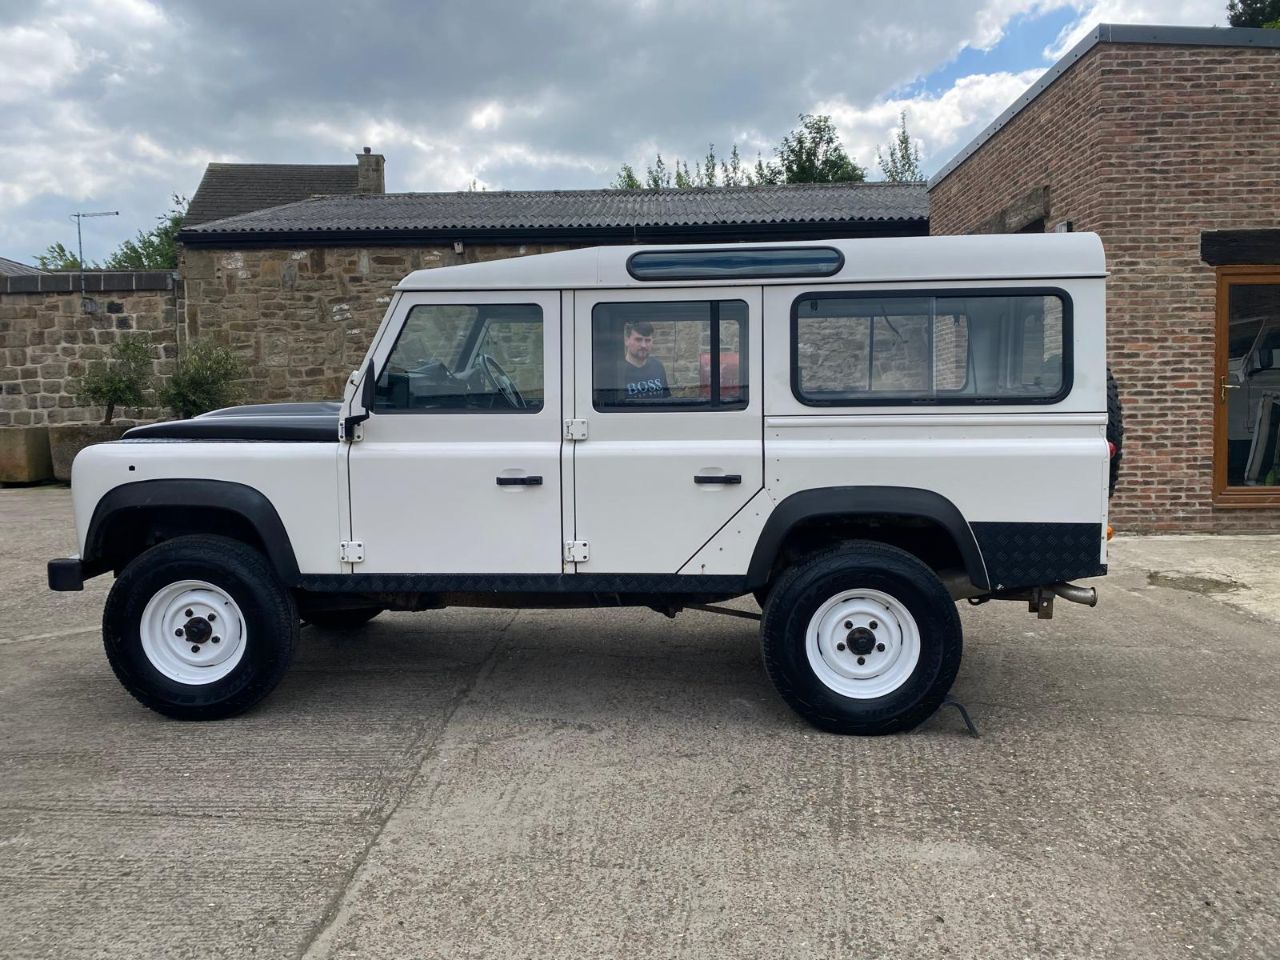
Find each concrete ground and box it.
[1,486,1278,960]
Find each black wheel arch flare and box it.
[83,479,302,586]
[745,487,991,592]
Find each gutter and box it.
[177,218,929,249]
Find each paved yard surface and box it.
[1,486,1278,959]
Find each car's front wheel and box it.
[760,542,962,735]
[102,535,298,720]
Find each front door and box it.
[347,290,563,573]
[568,287,764,573]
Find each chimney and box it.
[356,146,385,194]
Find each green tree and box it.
[877,112,924,182]
[76,334,155,425]
[33,242,82,270]
[101,195,186,270]
[158,339,246,419]
[34,197,187,271]
[612,163,642,189]
[1227,0,1280,26]
[775,114,865,184]
[609,115,865,189]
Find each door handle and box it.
[694,474,742,485]
[1219,376,1240,403]
[496,475,543,486]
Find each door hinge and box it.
[341,414,367,442]
[563,418,588,441]
[564,540,589,563]
[339,540,365,563]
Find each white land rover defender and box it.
[49,234,1121,735]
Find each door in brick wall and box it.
[1215,268,1280,505]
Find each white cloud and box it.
[0,0,1243,261]
[0,25,83,104]
[820,69,1046,177]
[1045,0,1224,58]
[469,102,504,132]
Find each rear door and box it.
[568,287,763,573]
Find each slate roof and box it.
[0,256,46,277]
[179,182,928,246]
[184,162,360,227]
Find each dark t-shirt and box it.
[620,357,670,401]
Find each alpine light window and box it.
[627,247,842,281]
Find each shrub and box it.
[76,334,155,425]
[159,340,246,419]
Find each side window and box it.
[792,291,1069,405]
[591,300,748,411]
[374,303,543,412]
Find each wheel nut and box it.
[185,609,193,618]
[212,636,220,644]
[856,656,866,665]
[876,643,886,652]
[190,645,200,654]
[843,621,852,629]
[175,628,184,637]
[207,613,216,622]
[836,642,846,651]
[870,620,879,630]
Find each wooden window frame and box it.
[1214,265,1280,507]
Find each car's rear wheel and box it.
[760,542,962,735]
[103,535,297,720]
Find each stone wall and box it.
[930,42,1280,533]
[180,243,577,404]
[0,272,177,427]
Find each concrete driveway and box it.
[1,486,1278,959]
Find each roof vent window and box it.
[627,247,843,281]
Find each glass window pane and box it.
[375,303,543,412]
[1227,283,1280,488]
[628,247,841,280]
[592,300,748,411]
[793,292,1066,404]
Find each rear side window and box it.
[591,300,748,411]
[792,290,1069,405]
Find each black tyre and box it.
[760,542,962,735]
[102,535,298,720]
[1106,366,1124,497]
[300,606,384,629]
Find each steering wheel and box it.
[476,353,526,410]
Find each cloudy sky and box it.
[0,0,1227,265]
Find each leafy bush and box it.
[77,334,155,425]
[159,340,246,419]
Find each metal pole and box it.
[69,210,119,308]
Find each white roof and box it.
[395,233,1106,291]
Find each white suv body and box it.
[51,234,1113,734]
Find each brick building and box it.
[176,183,928,403]
[929,24,1280,532]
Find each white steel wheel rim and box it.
[139,580,247,685]
[805,588,921,699]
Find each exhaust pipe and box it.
[1050,582,1097,607]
